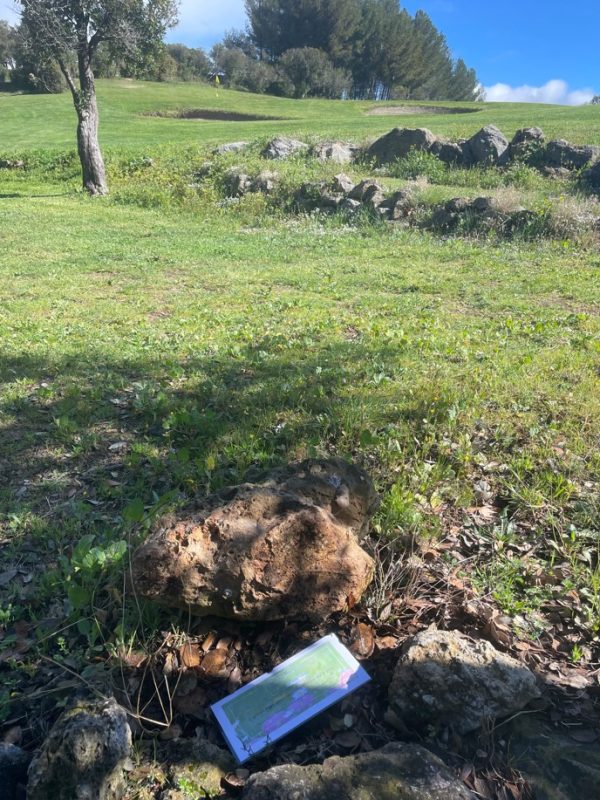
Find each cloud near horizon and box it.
[484,79,595,106]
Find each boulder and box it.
[252,170,279,194]
[213,141,249,155]
[377,190,414,221]
[502,126,545,164]
[386,629,540,736]
[27,698,132,800]
[542,139,600,170]
[262,137,308,160]
[504,716,600,800]
[0,743,31,800]
[430,139,466,166]
[348,179,385,204]
[225,169,253,197]
[582,158,600,190]
[367,127,437,165]
[131,459,378,621]
[340,198,362,214]
[330,172,355,194]
[464,125,509,166]
[166,737,235,799]
[242,742,474,800]
[312,141,356,164]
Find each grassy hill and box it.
[1,78,600,152]
[0,80,599,778]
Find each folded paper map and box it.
[211,633,371,763]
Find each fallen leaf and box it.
[350,623,375,659]
[200,649,229,677]
[179,643,202,670]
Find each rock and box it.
[340,198,362,214]
[377,190,414,221]
[241,742,474,800]
[167,737,235,799]
[386,629,540,736]
[225,169,253,197]
[348,179,385,204]
[504,716,600,800]
[502,126,545,164]
[213,141,250,155]
[131,459,378,621]
[542,139,600,170]
[27,697,132,800]
[430,139,466,165]
[465,125,509,166]
[582,158,600,190]
[0,743,31,800]
[367,127,437,165]
[330,172,355,194]
[262,137,308,160]
[0,158,25,169]
[541,165,572,179]
[312,141,357,164]
[252,170,278,194]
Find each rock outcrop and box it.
[262,137,308,159]
[312,141,357,163]
[213,141,250,155]
[27,698,132,800]
[542,139,600,170]
[367,127,437,164]
[386,629,540,735]
[0,743,31,800]
[131,459,378,621]
[241,742,475,800]
[465,125,509,166]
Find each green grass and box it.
[1,82,599,709]
[1,78,600,153]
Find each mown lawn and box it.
[0,83,599,732]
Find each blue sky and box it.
[2,1,598,104]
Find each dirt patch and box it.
[144,109,287,122]
[366,104,480,116]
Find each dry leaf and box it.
[179,643,202,670]
[200,649,229,677]
[350,623,375,659]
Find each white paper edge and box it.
[211,633,371,763]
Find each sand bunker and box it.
[367,105,480,116]
[145,109,286,122]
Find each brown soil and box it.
[366,104,480,116]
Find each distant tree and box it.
[17,1,178,195]
[0,21,17,80]
[166,43,211,81]
[590,95,600,105]
[447,58,480,101]
[278,47,350,98]
[221,28,259,59]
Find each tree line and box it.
[1,1,480,101]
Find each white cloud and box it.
[484,79,595,106]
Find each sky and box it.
[1,0,598,104]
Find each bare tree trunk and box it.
[60,47,108,196]
[76,95,107,196]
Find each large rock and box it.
[367,127,437,164]
[262,137,308,160]
[582,158,600,190]
[330,172,355,194]
[542,139,600,170]
[213,141,250,155]
[0,743,31,800]
[225,169,253,197]
[167,737,235,799]
[348,179,385,204]
[430,139,466,165]
[386,629,540,735]
[312,141,357,164]
[505,716,600,800]
[131,459,378,621]
[465,125,509,165]
[502,126,545,164]
[27,698,132,800]
[252,170,279,194]
[241,742,474,800]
